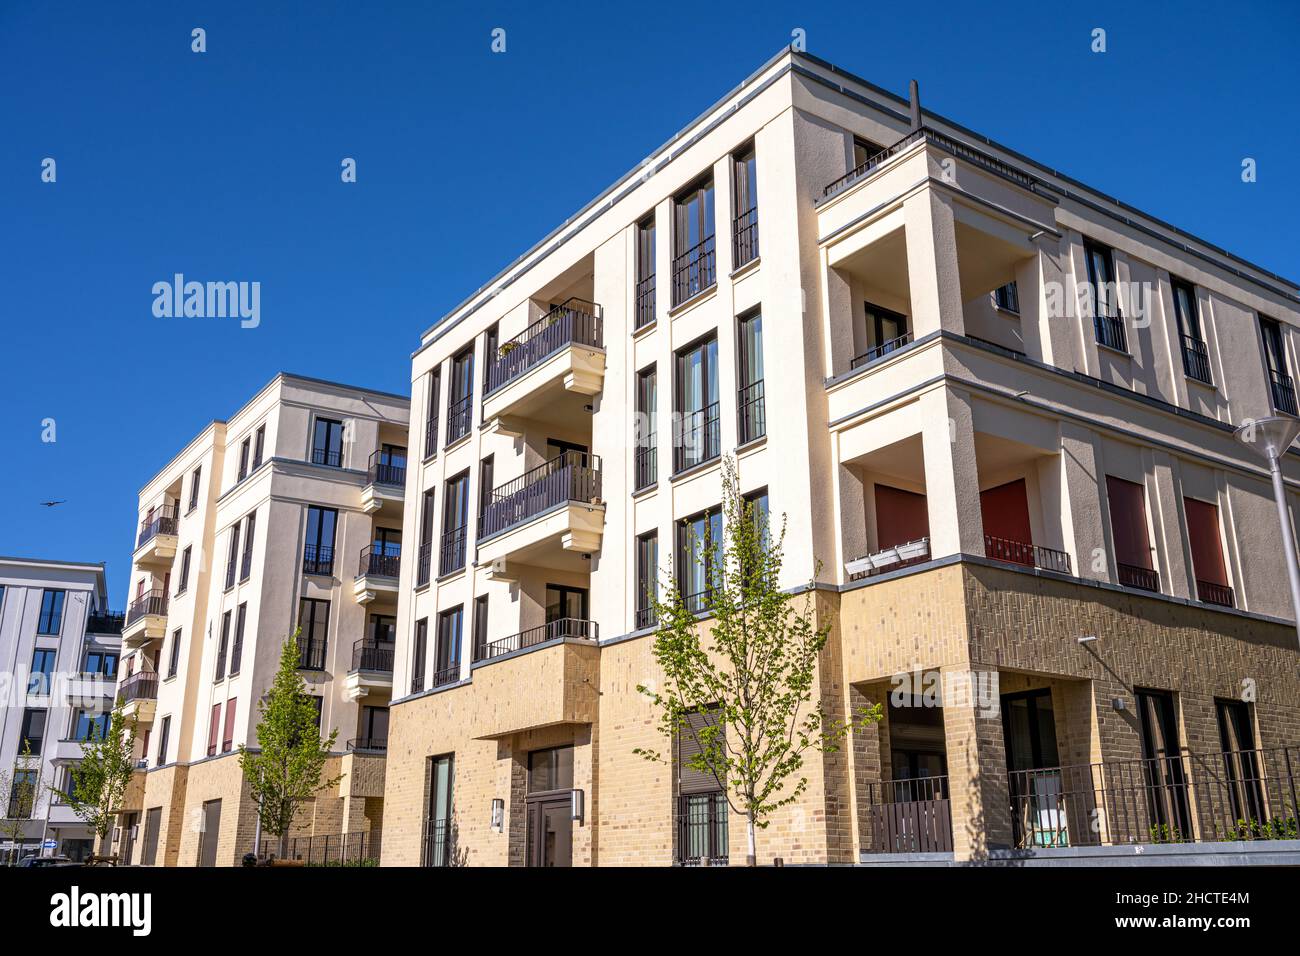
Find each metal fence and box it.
[254,830,382,866]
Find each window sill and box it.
[633,319,657,339]
[993,305,1021,319]
[668,284,718,317]
[632,482,658,499]
[670,455,722,484]
[1095,341,1131,359]
[443,433,472,454]
[436,567,467,584]
[730,256,760,280]
[1184,374,1216,391]
[736,434,767,456]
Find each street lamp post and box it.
[1235,416,1300,648]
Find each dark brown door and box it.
[141,807,162,866]
[526,796,573,868]
[120,811,138,864]
[198,799,221,867]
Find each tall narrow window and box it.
[1184,497,1232,607]
[737,311,765,444]
[447,348,475,444]
[411,618,428,694]
[207,703,222,756]
[424,368,442,460]
[1085,239,1126,352]
[677,506,723,614]
[674,335,720,472]
[440,472,469,576]
[434,606,463,687]
[478,455,494,534]
[672,179,716,306]
[297,599,330,670]
[677,708,728,865]
[177,546,192,594]
[1216,699,1264,825]
[156,715,171,766]
[732,145,758,268]
[303,506,337,575]
[636,365,657,490]
[230,603,247,675]
[472,595,489,661]
[239,511,256,581]
[1260,316,1297,414]
[187,465,202,513]
[312,417,345,467]
[1171,278,1211,384]
[19,709,46,756]
[222,698,237,753]
[1135,689,1189,839]
[215,610,231,681]
[483,324,499,389]
[636,215,656,329]
[237,437,251,481]
[636,531,658,629]
[168,627,182,678]
[224,524,240,589]
[37,590,65,635]
[993,281,1020,314]
[1106,476,1158,592]
[854,302,910,369]
[423,755,455,867]
[417,488,435,587]
[252,424,266,469]
[28,649,55,695]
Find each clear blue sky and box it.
[2,1,1297,601]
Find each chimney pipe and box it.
[909,79,922,131]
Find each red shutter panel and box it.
[222,698,237,753]
[1106,476,1153,570]
[1184,498,1228,587]
[207,703,221,756]
[874,484,930,549]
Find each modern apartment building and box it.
[0,556,122,862]
[379,47,1300,867]
[110,373,408,866]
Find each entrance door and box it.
[141,807,162,866]
[526,797,573,868]
[1136,689,1190,841]
[120,811,138,865]
[198,799,222,867]
[1002,689,1064,847]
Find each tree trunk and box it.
[746,811,757,867]
[279,830,289,859]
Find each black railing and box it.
[476,618,598,662]
[439,527,467,577]
[311,447,344,468]
[120,671,159,703]
[351,639,394,674]
[1117,562,1160,592]
[416,541,432,588]
[1094,313,1128,353]
[86,612,125,634]
[424,417,439,460]
[431,662,461,688]
[411,673,425,694]
[297,637,327,671]
[303,543,334,576]
[137,505,179,549]
[861,775,953,854]
[1197,579,1235,609]
[422,818,452,868]
[635,275,656,330]
[671,235,717,307]
[1181,335,1212,385]
[358,545,400,578]
[1009,747,1300,849]
[737,380,766,444]
[681,589,709,615]
[367,449,406,487]
[1271,369,1298,416]
[673,402,721,473]
[347,738,388,753]
[484,298,604,395]
[635,442,657,491]
[479,451,603,540]
[635,605,657,630]
[983,535,1072,574]
[126,590,168,627]
[253,830,383,866]
[677,792,728,866]
[446,395,473,444]
[732,206,759,268]
[851,332,913,370]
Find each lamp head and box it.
[1234,416,1300,460]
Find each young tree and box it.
[56,703,137,854]
[1,739,42,864]
[239,631,341,857]
[636,457,880,866]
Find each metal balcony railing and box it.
[671,235,717,307]
[1094,312,1128,353]
[1117,562,1160,592]
[983,535,1072,574]
[86,611,125,634]
[484,298,604,396]
[137,505,179,549]
[1271,369,1298,416]
[635,605,657,630]
[347,737,388,753]
[311,447,344,467]
[446,395,473,444]
[416,541,432,587]
[851,332,913,370]
[476,617,598,662]
[120,671,159,703]
[635,442,657,491]
[677,792,729,866]
[1181,335,1212,385]
[351,639,394,674]
[431,662,461,687]
[1196,579,1235,609]
[635,274,656,330]
[732,206,759,268]
[479,451,603,541]
[358,545,400,578]
[737,380,766,445]
[438,526,467,577]
[126,590,168,626]
[303,543,334,576]
[367,449,406,487]
[424,416,439,460]
[673,403,720,473]
[297,637,327,671]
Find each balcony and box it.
[671,236,717,308]
[468,628,600,738]
[673,403,721,474]
[134,505,179,566]
[476,617,598,662]
[1182,335,1212,385]
[86,611,125,635]
[476,452,604,579]
[362,449,406,514]
[117,671,159,724]
[122,589,168,647]
[346,737,387,754]
[983,535,1072,574]
[344,639,394,701]
[1117,562,1160,593]
[851,331,913,371]
[353,545,400,605]
[861,776,953,855]
[303,543,335,577]
[481,298,605,435]
[1271,369,1298,416]
[846,538,932,582]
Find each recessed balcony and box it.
[343,638,394,701]
[476,452,604,580]
[122,589,168,648]
[117,671,159,724]
[481,299,605,434]
[361,449,406,515]
[133,505,179,567]
[353,545,400,605]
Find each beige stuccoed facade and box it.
[380,48,1300,867]
[111,373,407,866]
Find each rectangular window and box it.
[1085,239,1126,352]
[215,611,231,681]
[72,709,109,742]
[472,595,489,661]
[434,606,463,686]
[207,702,222,756]
[671,178,716,306]
[230,603,247,675]
[636,531,658,629]
[678,708,728,865]
[187,465,202,512]
[636,215,656,329]
[854,301,911,369]
[478,455,494,534]
[224,523,240,589]
[674,335,720,472]
[237,437,250,481]
[304,506,337,575]
[737,311,765,444]
[28,649,56,695]
[636,365,657,490]
[1106,476,1158,591]
[993,281,1020,314]
[447,348,475,444]
[1171,278,1211,384]
[240,511,256,581]
[529,745,575,793]
[732,145,758,268]
[168,628,182,678]
[852,136,885,170]
[424,369,441,459]
[8,770,38,819]
[483,324,499,388]
[156,715,171,766]
[297,599,330,670]
[177,545,192,595]
[359,705,389,750]
[417,488,435,586]
[252,424,266,469]
[1135,689,1190,838]
[19,708,46,755]
[411,617,428,694]
[37,590,65,635]
[1260,316,1297,414]
[1184,497,1232,607]
[312,417,345,467]
[424,754,455,867]
[83,649,118,678]
[1215,699,1264,824]
[677,506,723,613]
[222,698,237,753]
[440,472,470,575]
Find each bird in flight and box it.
[39,500,66,508]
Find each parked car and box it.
[17,854,78,868]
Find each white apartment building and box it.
[380,48,1300,866]
[0,556,122,862]
[111,372,408,866]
